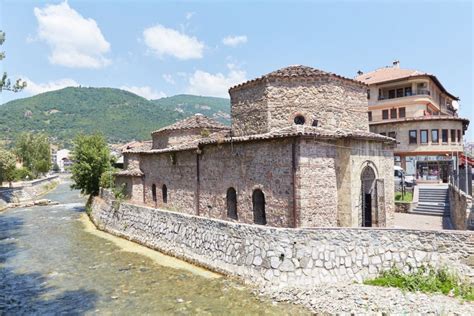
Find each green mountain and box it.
[0,87,230,145]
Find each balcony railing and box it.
[378,89,431,101]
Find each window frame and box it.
[431,129,439,144]
[420,129,428,144]
[441,129,448,143]
[382,109,389,120]
[409,130,417,144]
[388,131,396,139]
[398,107,406,118]
[450,129,456,143]
[390,108,397,119]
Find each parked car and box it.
[394,166,416,187]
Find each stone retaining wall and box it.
[449,184,472,230]
[91,193,474,288]
[0,175,59,204]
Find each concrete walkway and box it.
[393,212,452,230]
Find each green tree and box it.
[15,133,51,178]
[0,31,26,92]
[0,147,16,186]
[70,133,111,196]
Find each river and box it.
[0,178,309,315]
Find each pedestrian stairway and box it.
[411,185,450,217]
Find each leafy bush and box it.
[99,169,116,189]
[364,265,473,301]
[12,167,33,181]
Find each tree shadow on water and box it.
[0,214,98,314]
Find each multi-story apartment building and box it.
[356,61,469,183]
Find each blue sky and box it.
[1,0,473,139]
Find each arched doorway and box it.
[162,184,168,204]
[252,189,266,225]
[226,187,237,220]
[152,184,157,206]
[361,166,376,227]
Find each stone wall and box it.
[230,77,368,137]
[0,175,59,204]
[449,184,472,230]
[199,139,295,227]
[266,78,369,133]
[231,83,268,136]
[91,195,474,289]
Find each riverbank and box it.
[90,190,474,314]
[0,175,61,212]
[1,180,309,315]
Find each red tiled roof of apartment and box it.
[355,65,459,100]
[229,65,366,92]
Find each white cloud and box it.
[222,35,247,47]
[34,1,111,68]
[185,12,195,20]
[143,24,204,60]
[187,64,247,98]
[162,74,176,85]
[23,77,79,95]
[120,85,166,100]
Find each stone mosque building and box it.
[116,65,395,228]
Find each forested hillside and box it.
[0,87,230,145]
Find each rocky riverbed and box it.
[259,282,474,314]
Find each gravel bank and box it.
[259,283,474,314]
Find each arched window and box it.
[252,189,266,225]
[152,184,157,203]
[226,187,237,220]
[162,184,168,204]
[294,115,305,125]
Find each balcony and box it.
[378,89,430,101]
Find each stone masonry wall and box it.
[297,139,338,227]
[266,78,369,133]
[230,83,268,136]
[91,194,474,289]
[199,138,294,227]
[140,151,197,214]
[449,184,472,230]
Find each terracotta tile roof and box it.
[126,125,394,155]
[151,114,230,135]
[199,125,396,145]
[229,65,366,92]
[355,67,427,85]
[124,129,231,154]
[355,66,458,100]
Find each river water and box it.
[0,179,309,315]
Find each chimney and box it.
[392,60,400,68]
[357,70,363,75]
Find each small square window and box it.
[388,90,395,99]
[390,108,397,119]
[388,131,396,139]
[380,132,387,136]
[398,107,406,118]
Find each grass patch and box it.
[395,191,413,202]
[364,266,473,301]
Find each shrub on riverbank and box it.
[364,265,473,301]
